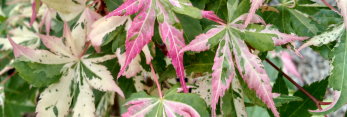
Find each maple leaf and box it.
[105,0,217,92]
[9,9,123,117]
[181,14,307,117]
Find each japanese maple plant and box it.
[0,0,347,116]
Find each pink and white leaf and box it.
[202,10,225,25]
[39,8,55,35]
[232,13,266,25]
[280,51,302,79]
[232,38,279,117]
[38,34,73,57]
[116,49,142,78]
[337,0,347,29]
[211,35,235,117]
[8,36,74,64]
[89,16,128,52]
[30,0,41,27]
[244,0,264,27]
[106,0,145,17]
[122,98,158,117]
[163,100,200,117]
[118,0,156,78]
[260,25,308,46]
[180,27,225,53]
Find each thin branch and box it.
[150,63,163,98]
[1,71,16,85]
[265,59,331,109]
[320,0,341,15]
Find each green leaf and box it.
[279,78,328,117]
[221,78,247,117]
[237,29,276,51]
[312,30,347,114]
[176,14,203,42]
[272,75,289,95]
[13,60,64,87]
[274,95,302,107]
[227,0,239,22]
[104,0,123,11]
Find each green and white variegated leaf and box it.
[41,0,85,21]
[222,77,247,117]
[36,67,74,117]
[299,24,345,51]
[96,92,115,117]
[310,30,347,114]
[231,32,279,117]
[211,32,235,116]
[160,0,202,19]
[122,90,209,117]
[89,16,128,52]
[11,16,124,116]
[72,75,95,117]
[0,26,40,51]
[116,49,143,78]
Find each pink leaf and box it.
[260,25,308,46]
[38,34,73,57]
[280,51,302,79]
[8,36,74,64]
[30,0,41,27]
[201,10,225,25]
[157,2,188,92]
[106,0,145,17]
[244,0,264,27]
[122,98,157,117]
[122,98,200,117]
[232,13,266,25]
[163,100,200,117]
[232,38,279,117]
[180,27,225,53]
[337,0,347,29]
[118,0,156,78]
[211,35,235,117]
[39,8,54,35]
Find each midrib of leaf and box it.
[288,9,318,35]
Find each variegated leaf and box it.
[122,91,207,117]
[180,27,226,53]
[106,0,145,17]
[310,30,347,114]
[158,1,187,92]
[36,68,74,117]
[211,33,235,117]
[244,0,264,27]
[118,0,156,78]
[231,36,279,117]
[89,16,129,52]
[41,0,85,21]
[298,24,345,51]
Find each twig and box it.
[265,59,331,109]
[150,63,163,98]
[320,0,341,15]
[1,71,16,85]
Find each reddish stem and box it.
[1,71,16,85]
[265,59,331,109]
[320,0,341,15]
[150,63,163,98]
